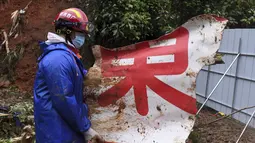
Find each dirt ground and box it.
[1,90,255,142]
[188,107,255,143]
[1,0,255,143]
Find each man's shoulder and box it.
[40,48,74,69]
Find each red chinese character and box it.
[98,27,197,116]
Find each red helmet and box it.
[53,8,93,34]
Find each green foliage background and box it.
[79,0,255,48]
[76,0,254,68]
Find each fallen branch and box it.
[9,22,20,37]
[11,125,35,143]
[195,105,255,128]
[9,10,20,37]
[1,0,31,52]
[24,0,32,11]
[2,30,9,54]
[0,40,6,51]
[207,105,255,125]
[0,113,11,117]
[9,1,31,37]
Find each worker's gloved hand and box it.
[84,128,104,143]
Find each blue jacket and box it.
[33,42,91,143]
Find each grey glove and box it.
[84,128,104,143]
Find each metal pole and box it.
[196,53,240,115]
[236,109,255,143]
[231,38,242,115]
[204,65,211,101]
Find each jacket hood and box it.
[38,32,77,62]
[45,32,75,48]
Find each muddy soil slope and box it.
[0,0,73,91]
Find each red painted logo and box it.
[98,27,197,116]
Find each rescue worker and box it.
[33,8,104,143]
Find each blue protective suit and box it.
[33,35,91,143]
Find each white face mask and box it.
[72,32,85,49]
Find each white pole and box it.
[196,53,240,115]
[236,109,255,143]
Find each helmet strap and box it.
[55,27,74,45]
[65,31,75,47]
[65,35,71,44]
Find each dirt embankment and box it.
[188,107,255,143]
[0,0,73,92]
